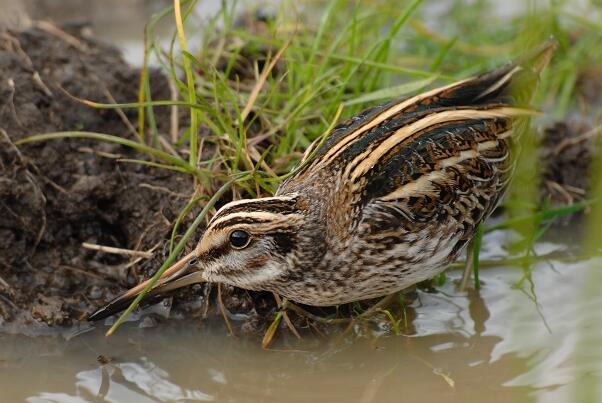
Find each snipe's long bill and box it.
[88,42,557,322]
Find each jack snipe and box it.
[89,42,556,321]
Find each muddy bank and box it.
[541,117,595,205]
[0,24,273,332]
[0,24,596,334]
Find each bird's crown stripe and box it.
[213,196,296,217]
[211,211,304,230]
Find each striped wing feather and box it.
[295,58,530,169]
[357,116,513,264]
[278,44,554,275]
[278,53,545,266]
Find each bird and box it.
[88,42,556,322]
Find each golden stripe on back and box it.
[313,79,472,168]
[346,107,533,181]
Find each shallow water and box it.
[2,234,601,402]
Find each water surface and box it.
[2,242,601,402]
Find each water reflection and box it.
[15,329,529,403]
[3,242,600,402]
[0,268,530,402]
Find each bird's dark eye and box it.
[229,230,250,249]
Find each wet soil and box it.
[541,117,594,205]
[0,24,275,331]
[0,23,597,333]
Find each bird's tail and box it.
[465,39,558,107]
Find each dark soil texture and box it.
[0,24,596,335]
[0,24,275,333]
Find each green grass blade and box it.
[169,195,208,253]
[117,159,192,174]
[174,0,200,166]
[106,178,238,336]
[343,76,436,106]
[486,200,594,232]
[16,131,195,174]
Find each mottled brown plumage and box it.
[88,43,555,321]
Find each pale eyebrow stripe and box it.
[209,211,304,230]
[213,196,295,217]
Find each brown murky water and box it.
[2,232,601,402]
[1,1,601,402]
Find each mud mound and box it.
[541,117,594,205]
[0,24,222,330]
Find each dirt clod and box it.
[541,116,594,205]
[0,24,201,330]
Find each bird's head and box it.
[193,195,309,289]
[88,195,314,321]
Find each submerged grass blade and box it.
[262,310,283,349]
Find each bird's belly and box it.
[276,229,464,306]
